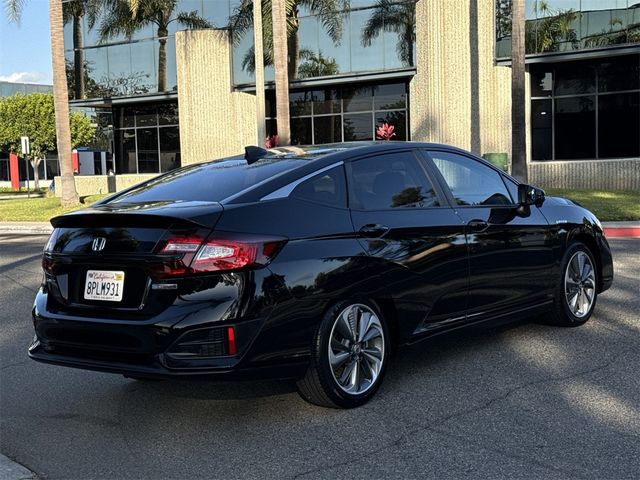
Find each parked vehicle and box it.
[30,142,613,408]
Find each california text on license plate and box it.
[84,270,125,302]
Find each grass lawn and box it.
[0,189,637,223]
[0,195,106,222]
[545,189,640,222]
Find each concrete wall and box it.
[410,0,512,159]
[175,29,257,166]
[530,159,640,191]
[53,174,158,197]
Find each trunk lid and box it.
[44,201,224,318]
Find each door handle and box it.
[359,224,390,237]
[467,219,489,232]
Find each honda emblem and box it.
[91,237,107,252]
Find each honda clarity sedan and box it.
[30,142,613,408]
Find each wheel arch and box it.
[567,231,604,293]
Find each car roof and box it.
[223,141,474,205]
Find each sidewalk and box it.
[0,222,52,235]
[0,221,638,237]
[0,454,37,480]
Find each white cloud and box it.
[0,71,50,84]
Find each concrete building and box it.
[61,0,639,195]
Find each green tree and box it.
[98,0,212,92]
[230,0,347,79]
[4,0,81,206]
[0,93,95,190]
[361,0,416,67]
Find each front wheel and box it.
[548,243,598,327]
[296,300,390,408]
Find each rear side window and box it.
[109,157,309,204]
[427,151,514,206]
[291,166,346,208]
[348,151,440,210]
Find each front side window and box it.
[348,152,440,210]
[428,151,513,206]
[291,166,347,208]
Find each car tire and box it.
[548,242,598,327]
[296,299,390,408]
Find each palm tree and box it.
[230,0,347,79]
[5,0,80,206]
[271,0,290,145]
[525,1,578,53]
[361,0,416,67]
[297,50,339,78]
[62,0,102,100]
[98,0,212,92]
[511,0,527,182]
[253,0,266,144]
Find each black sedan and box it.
[30,142,613,408]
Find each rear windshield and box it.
[107,157,309,204]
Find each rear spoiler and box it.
[50,201,224,229]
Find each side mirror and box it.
[517,184,545,208]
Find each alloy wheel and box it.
[328,303,385,395]
[564,250,596,318]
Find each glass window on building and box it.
[530,54,640,160]
[495,0,640,59]
[231,0,417,86]
[267,81,409,145]
[63,0,195,100]
[113,102,180,174]
[0,149,9,182]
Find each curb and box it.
[603,227,640,238]
[0,223,52,235]
[0,454,37,480]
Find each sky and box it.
[0,0,53,85]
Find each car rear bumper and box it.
[29,288,309,380]
[27,340,307,380]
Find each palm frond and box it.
[299,0,347,43]
[241,43,275,72]
[4,0,26,23]
[175,11,213,30]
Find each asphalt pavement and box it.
[1,234,639,479]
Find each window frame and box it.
[421,148,519,209]
[345,148,448,212]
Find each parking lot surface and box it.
[1,235,639,479]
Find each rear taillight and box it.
[157,232,286,277]
[42,228,59,273]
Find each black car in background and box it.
[30,142,613,408]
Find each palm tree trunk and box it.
[50,0,79,207]
[511,0,528,182]
[158,27,168,92]
[253,0,266,144]
[271,0,290,145]
[406,26,414,67]
[287,21,300,79]
[73,13,84,99]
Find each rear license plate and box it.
[84,270,125,302]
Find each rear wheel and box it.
[296,300,390,408]
[548,243,598,327]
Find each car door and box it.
[423,148,555,320]
[346,149,469,340]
